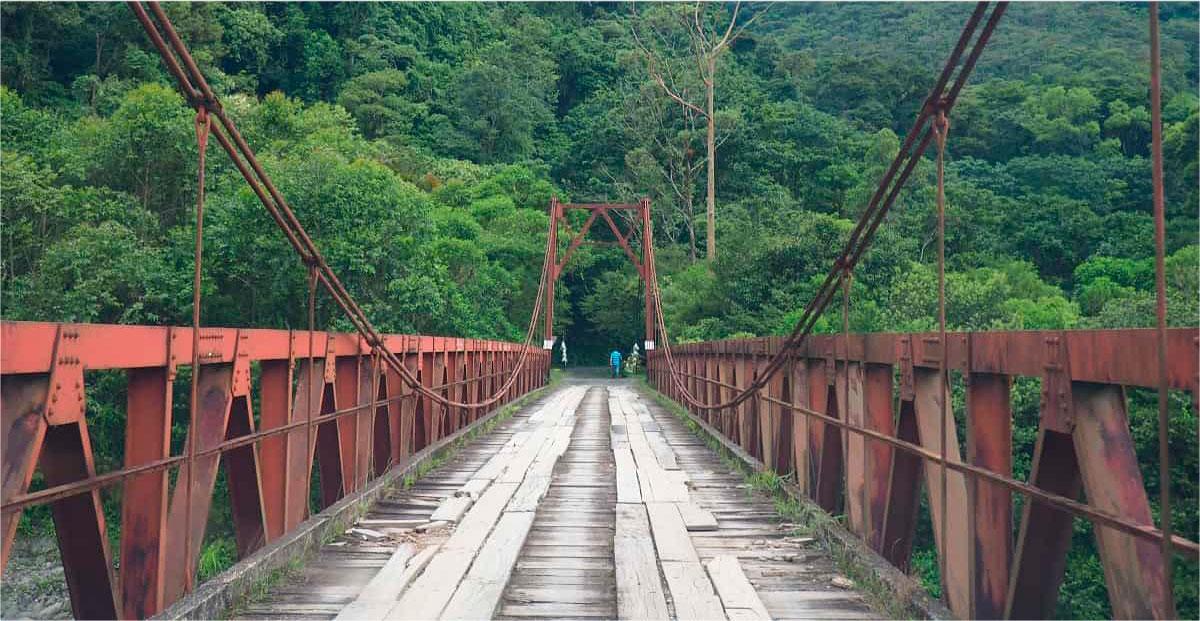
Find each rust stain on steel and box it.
[862,364,893,552]
[224,395,267,557]
[790,360,811,495]
[1,375,50,570]
[965,372,1011,620]
[40,422,120,619]
[0,320,547,618]
[1072,384,1169,619]
[661,328,1199,391]
[257,360,290,542]
[880,399,922,570]
[1006,428,1081,619]
[119,366,173,618]
[162,363,235,603]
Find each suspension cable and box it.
[648,2,1007,412]
[182,105,211,593]
[933,107,951,603]
[305,264,317,515]
[129,1,552,410]
[1148,3,1176,615]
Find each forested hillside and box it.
[2,3,1196,617]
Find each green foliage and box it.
[1,3,1196,616]
[8,222,170,323]
[197,538,238,582]
[79,83,197,222]
[337,69,421,138]
[580,270,643,351]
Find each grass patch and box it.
[637,378,935,620]
[223,557,305,618]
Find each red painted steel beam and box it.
[1,321,532,375]
[659,328,1199,391]
[862,364,893,552]
[670,363,1199,558]
[560,202,641,210]
[965,373,1011,620]
[1006,428,1080,619]
[555,209,599,276]
[41,422,119,619]
[119,367,173,618]
[257,359,290,542]
[598,208,644,276]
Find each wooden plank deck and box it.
[230,379,879,621]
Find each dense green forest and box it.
[2,2,1196,618]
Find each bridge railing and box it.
[648,327,1198,619]
[0,320,549,619]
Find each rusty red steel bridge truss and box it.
[1,325,548,619]
[647,329,1197,619]
[1,1,1196,620]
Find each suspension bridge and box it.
[2,2,1196,619]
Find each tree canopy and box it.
[2,3,1197,616]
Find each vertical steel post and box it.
[642,198,655,349]
[545,197,558,349]
[965,372,1012,619]
[120,365,173,618]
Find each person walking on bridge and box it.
[609,349,622,378]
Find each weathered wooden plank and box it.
[637,462,656,502]
[646,502,700,563]
[334,546,435,621]
[706,555,770,620]
[500,427,553,484]
[441,512,537,619]
[499,602,615,618]
[520,544,613,559]
[510,414,575,511]
[456,478,491,500]
[661,560,727,620]
[475,431,530,481]
[614,504,669,620]
[677,502,719,532]
[343,543,414,602]
[646,431,680,470]
[430,495,473,523]
[643,467,690,503]
[613,445,642,504]
[241,602,346,615]
[517,557,613,571]
[386,482,519,619]
[356,516,428,527]
[505,586,614,604]
[509,473,553,512]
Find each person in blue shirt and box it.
[609,349,622,378]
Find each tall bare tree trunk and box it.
[705,56,717,262]
[686,195,698,262]
[633,1,766,263]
